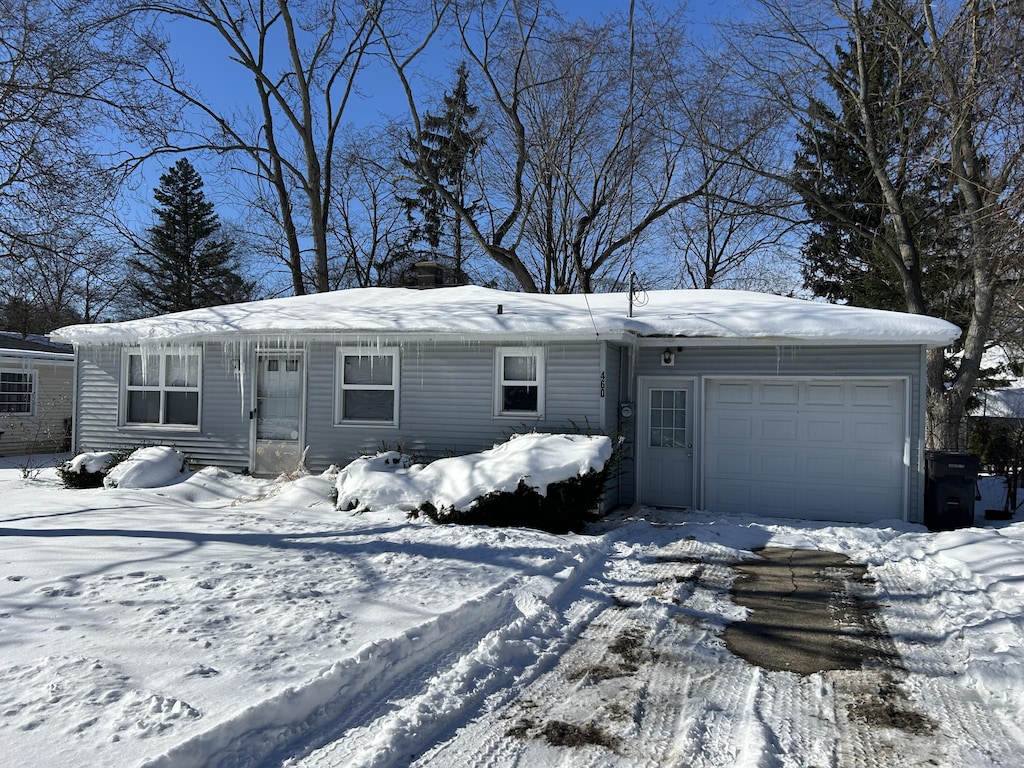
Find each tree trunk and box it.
[926,354,963,450]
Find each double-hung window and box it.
[495,347,544,418]
[0,370,34,414]
[336,349,398,425]
[124,350,200,426]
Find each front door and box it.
[252,352,304,475]
[640,380,695,507]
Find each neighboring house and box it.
[972,345,1024,422]
[52,286,958,524]
[0,333,74,457]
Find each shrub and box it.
[416,467,609,535]
[57,449,133,489]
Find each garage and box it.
[703,378,908,523]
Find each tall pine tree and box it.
[399,63,485,283]
[129,158,252,315]
[793,0,966,324]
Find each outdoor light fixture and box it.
[661,349,675,366]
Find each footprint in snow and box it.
[185,665,219,678]
[147,695,201,719]
[38,586,80,598]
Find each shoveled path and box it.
[723,546,898,675]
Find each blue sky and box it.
[163,1,735,131]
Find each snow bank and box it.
[335,433,613,514]
[103,446,188,489]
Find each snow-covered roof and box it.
[976,389,1024,419]
[51,285,960,348]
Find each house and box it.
[0,333,74,457]
[51,286,958,524]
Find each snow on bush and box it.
[68,451,119,475]
[103,446,188,489]
[58,450,126,489]
[335,433,613,517]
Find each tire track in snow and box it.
[276,538,617,768]
[408,532,1024,768]
[151,522,1024,768]
[833,558,1024,768]
[412,538,758,768]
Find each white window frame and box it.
[0,368,35,415]
[494,347,545,419]
[121,348,202,429]
[335,348,400,427]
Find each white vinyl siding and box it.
[123,350,201,427]
[335,349,399,426]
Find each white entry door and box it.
[639,380,695,507]
[252,353,304,475]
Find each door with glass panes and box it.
[252,352,303,475]
[639,379,695,507]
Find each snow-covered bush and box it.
[419,468,610,534]
[103,446,188,489]
[57,450,132,489]
[335,433,614,533]
[335,451,418,512]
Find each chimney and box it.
[414,261,443,287]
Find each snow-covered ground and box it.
[3,453,1024,767]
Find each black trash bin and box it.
[924,451,979,531]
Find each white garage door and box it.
[704,378,907,523]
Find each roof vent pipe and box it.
[497,304,503,315]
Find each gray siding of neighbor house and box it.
[627,343,928,521]
[0,359,73,457]
[73,343,250,471]
[302,339,610,471]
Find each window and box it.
[495,347,544,417]
[124,350,200,426]
[0,370,34,414]
[336,349,398,425]
[649,388,687,447]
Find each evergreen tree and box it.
[399,63,485,282]
[793,1,967,323]
[129,159,253,315]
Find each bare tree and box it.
[668,58,798,289]
[913,0,1024,448]
[730,0,1024,449]
[131,0,397,294]
[1,0,167,253]
[329,126,417,288]
[1,222,126,332]
[382,1,747,293]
